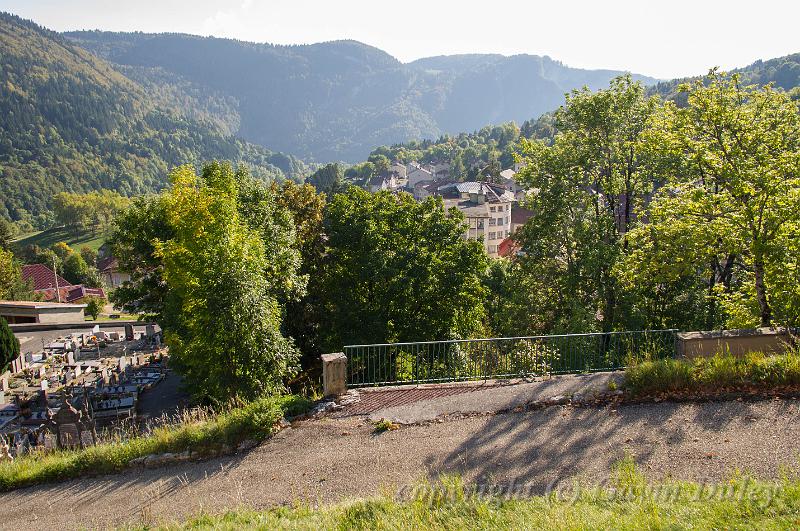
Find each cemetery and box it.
[0,323,169,457]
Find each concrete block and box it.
[321,352,347,397]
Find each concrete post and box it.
[321,352,347,397]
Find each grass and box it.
[14,226,108,251]
[0,394,311,492]
[624,349,800,396]
[372,418,399,434]
[147,456,800,529]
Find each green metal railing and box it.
[344,330,678,387]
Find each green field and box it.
[13,226,108,252]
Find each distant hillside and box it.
[651,53,800,102]
[65,31,658,162]
[0,13,306,224]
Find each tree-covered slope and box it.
[65,30,658,163]
[650,53,800,102]
[0,13,305,225]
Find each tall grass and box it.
[157,459,800,530]
[624,349,800,396]
[0,395,310,491]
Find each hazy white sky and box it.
[2,0,798,79]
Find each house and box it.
[430,161,451,179]
[406,163,435,189]
[498,169,528,201]
[388,162,407,179]
[497,237,523,259]
[21,264,105,303]
[368,173,399,193]
[97,256,130,288]
[434,182,515,258]
[0,300,87,324]
[510,204,535,233]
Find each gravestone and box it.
[1,373,9,392]
[124,324,134,341]
[66,352,75,365]
[145,324,156,338]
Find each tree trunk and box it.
[753,258,772,327]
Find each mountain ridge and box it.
[64,30,659,162]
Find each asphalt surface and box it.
[361,372,622,423]
[2,395,800,529]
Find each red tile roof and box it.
[20,263,105,302]
[21,264,72,291]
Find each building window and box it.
[489,218,496,226]
[490,206,496,212]
[489,231,496,240]
[477,220,485,229]
[488,245,497,254]
[496,217,503,226]
[506,216,510,225]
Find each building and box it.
[406,163,434,189]
[21,264,106,303]
[0,301,87,324]
[510,204,535,233]
[368,173,399,193]
[388,162,407,179]
[97,256,130,288]
[434,182,515,258]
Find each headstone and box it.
[82,333,92,345]
[1,373,9,392]
[38,366,46,379]
[109,331,120,341]
[67,352,75,365]
[124,324,134,341]
[145,324,156,338]
[40,380,49,391]
[118,357,128,371]
[102,368,110,385]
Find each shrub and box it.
[624,349,800,396]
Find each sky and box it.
[1,0,798,79]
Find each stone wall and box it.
[677,328,796,358]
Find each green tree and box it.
[0,219,15,250]
[515,75,660,332]
[308,163,346,196]
[629,71,800,327]
[84,296,104,320]
[320,188,489,349]
[272,181,327,367]
[109,195,173,321]
[0,316,20,372]
[80,246,98,268]
[154,163,300,402]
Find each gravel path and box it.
[2,395,800,529]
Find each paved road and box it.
[355,372,622,423]
[2,395,799,529]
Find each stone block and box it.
[321,352,347,397]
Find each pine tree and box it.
[0,316,20,372]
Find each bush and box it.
[624,350,800,396]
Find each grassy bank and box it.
[0,395,310,491]
[156,459,800,529]
[624,349,800,397]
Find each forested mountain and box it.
[0,13,305,226]
[65,30,658,162]
[651,53,800,102]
